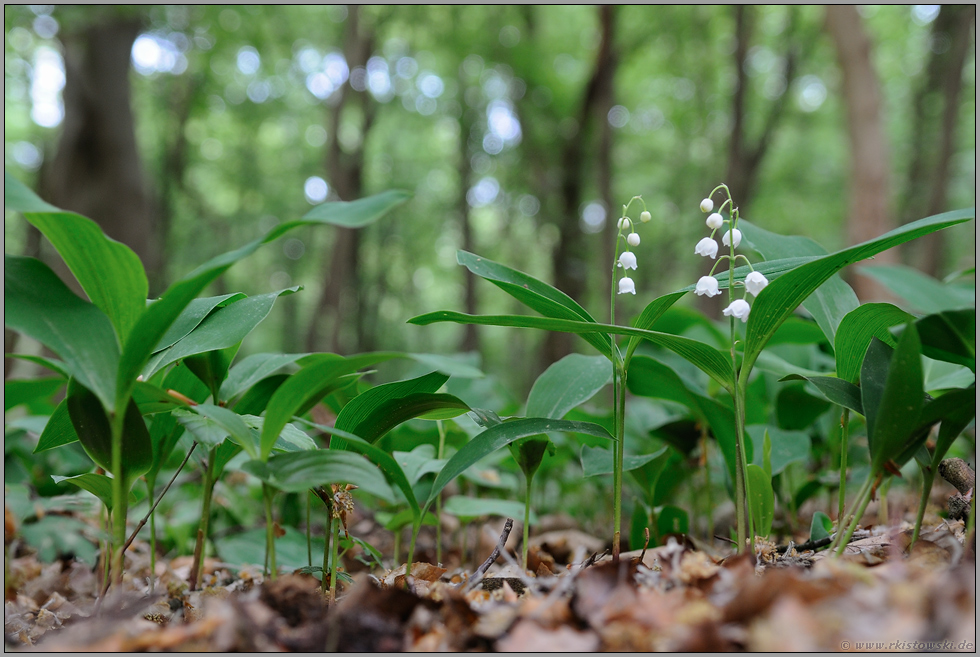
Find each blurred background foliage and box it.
[4,4,976,399]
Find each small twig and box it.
[776,535,832,554]
[639,527,650,563]
[581,549,608,569]
[100,443,197,600]
[714,534,737,546]
[462,518,513,592]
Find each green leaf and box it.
[857,264,975,314]
[869,324,924,471]
[762,429,772,479]
[455,250,612,357]
[778,374,863,415]
[219,353,308,402]
[216,526,325,572]
[747,425,810,476]
[809,511,833,543]
[5,171,148,343]
[508,435,555,481]
[860,338,893,445]
[526,354,611,420]
[152,293,246,352]
[261,352,401,459]
[740,220,860,345]
[834,303,914,383]
[746,463,774,538]
[176,403,259,458]
[743,209,973,376]
[3,354,70,378]
[775,383,831,431]
[656,506,689,537]
[132,381,195,414]
[51,473,140,511]
[4,378,64,411]
[34,399,79,453]
[245,450,395,502]
[392,445,446,487]
[281,189,411,232]
[443,496,535,523]
[142,288,300,380]
[409,312,733,390]
[5,255,119,412]
[66,379,152,483]
[407,353,484,379]
[913,310,975,372]
[335,371,469,443]
[624,291,687,363]
[579,444,668,477]
[423,419,613,516]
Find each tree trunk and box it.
[825,5,895,302]
[305,6,376,353]
[457,85,480,354]
[542,5,617,368]
[900,4,974,277]
[41,16,160,290]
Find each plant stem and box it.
[109,411,127,586]
[328,514,340,602]
[307,491,313,568]
[436,420,447,565]
[702,428,714,543]
[145,477,156,593]
[189,446,217,591]
[835,475,876,556]
[522,473,533,570]
[612,361,626,563]
[322,504,331,597]
[838,408,850,522]
[263,483,278,581]
[831,472,873,555]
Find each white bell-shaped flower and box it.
[722,228,742,248]
[617,217,632,230]
[640,211,652,223]
[618,251,638,270]
[618,276,636,295]
[700,198,714,213]
[706,213,724,230]
[744,271,769,297]
[723,298,751,322]
[694,276,721,297]
[627,232,640,247]
[695,275,722,297]
[695,237,719,259]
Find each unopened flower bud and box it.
[700,198,714,213]
[627,232,640,247]
[706,213,723,230]
[640,211,652,223]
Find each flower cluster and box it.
[616,208,651,295]
[694,190,768,322]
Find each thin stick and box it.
[463,517,513,591]
[101,443,197,599]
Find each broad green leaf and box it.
[747,425,810,476]
[443,496,535,523]
[4,354,70,378]
[626,355,742,479]
[260,352,401,459]
[743,209,973,376]
[834,304,914,383]
[244,450,395,502]
[408,353,484,379]
[5,416,49,436]
[869,324,923,471]
[624,291,687,363]
[215,526,325,572]
[335,371,453,442]
[275,189,411,233]
[219,353,308,402]
[66,379,152,483]
[656,506,689,537]
[753,350,827,380]
[423,419,614,516]
[409,312,733,390]
[768,317,829,347]
[809,511,833,543]
[183,344,241,396]
[913,310,975,372]
[580,444,668,477]
[746,463,774,537]
[763,429,772,479]
[177,403,259,459]
[132,381,196,414]
[741,220,860,345]
[294,420,421,523]
[775,383,831,431]
[4,378,64,411]
[142,288,300,380]
[526,354,612,420]
[860,338,894,445]
[34,399,78,452]
[5,255,119,411]
[232,374,290,415]
[147,410,184,480]
[455,250,612,358]
[51,473,141,511]
[779,374,863,415]
[392,445,446,487]
[508,435,555,481]
[933,389,977,461]
[379,509,439,532]
[857,264,975,314]
[152,293,246,352]
[5,172,148,343]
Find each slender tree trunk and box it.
[543,5,617,368]
[41,16,159,289]
[457,88,480,353]
[825,5,895,302]
[306,6,375,353]
[900,5,974,276]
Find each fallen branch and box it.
[462,518,513,592]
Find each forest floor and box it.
[4,504,976,652]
